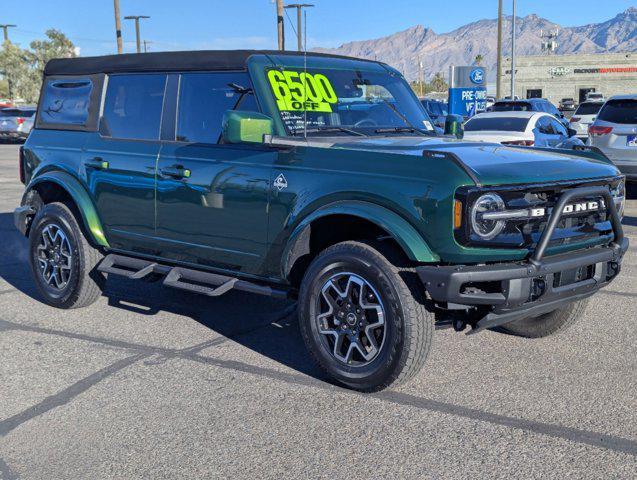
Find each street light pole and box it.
[113,0,123,54]
[124,15,150,54]
[284,4,314,51]
[510,0,517,99]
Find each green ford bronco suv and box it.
[15,50,628,391]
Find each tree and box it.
[0,29,76,103]
[431,72,448,93]
[0,41,37,101]
[29,29,76,79]
[474,54,484,66]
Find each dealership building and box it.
[503,52,637,104]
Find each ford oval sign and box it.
[469,68,484,85]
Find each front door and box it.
[155,72,274,275]
[83,73,167,253]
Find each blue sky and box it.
[4,0,635,56]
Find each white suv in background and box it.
[589,95,637,182]
[586,92,605,103]
[569,101,604,140]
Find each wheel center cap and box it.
[346,312,357,326]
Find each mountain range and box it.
[314,7,637,82]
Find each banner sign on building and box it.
[448,66,487,117]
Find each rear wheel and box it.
[298,241,434,392]
[500,299,589,338]
[29,202,104,309]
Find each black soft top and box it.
[44,49,374,76]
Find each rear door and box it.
[155,71,275,275]
[83,73,167,253]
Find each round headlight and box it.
[471,193,506,240]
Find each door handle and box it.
[160,165,191,179]
[85,157,109,170]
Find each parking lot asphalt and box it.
[0,143,635,479]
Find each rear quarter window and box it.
[597,100,637,125]
[39,79,93,125]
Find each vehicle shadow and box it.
[0,212,325,382]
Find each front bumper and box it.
[418,238,627,306]
[418,185,628,333]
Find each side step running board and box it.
[98,254,288,299]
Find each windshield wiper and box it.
[379,99,434,136]
[301,126,368,137]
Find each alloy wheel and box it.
[35,224,73,290]
[315,272,386,366]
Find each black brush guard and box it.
[417,186,629,334]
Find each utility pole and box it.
[496,0,503,99]
[510,0,517,99]
[125,15,150,54]
[113,0,123,54]
[284,4,314,51]
[276,0,285,50]
[0,24,16,43]
[143,40,153,53]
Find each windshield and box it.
[465,116,529,132]
[266,67,435,136]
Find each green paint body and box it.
[19,54,622,285]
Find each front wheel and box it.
[29,202,104,309]
[298,241,434,392]
[499,298,589,338]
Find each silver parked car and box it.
[589,95,637,182]
[0,106,36,141]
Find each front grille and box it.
[455,177,622,249]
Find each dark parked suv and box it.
[14,50,628,391]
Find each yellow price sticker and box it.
[267,69,338,113]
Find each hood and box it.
[295,136,620,186]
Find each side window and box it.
[101,74,166,140]
[39,78,93,125]
[176,72,258,144]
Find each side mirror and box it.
[444,114,465,139]
[568,127,578,138]
[221,110,273,144]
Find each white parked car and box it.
[569,101,604,140]
[463,111,583,149]
[588,94,637,182]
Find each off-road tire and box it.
[29,202,104,309]
[500,298,589,338]
[298,241,434,392]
